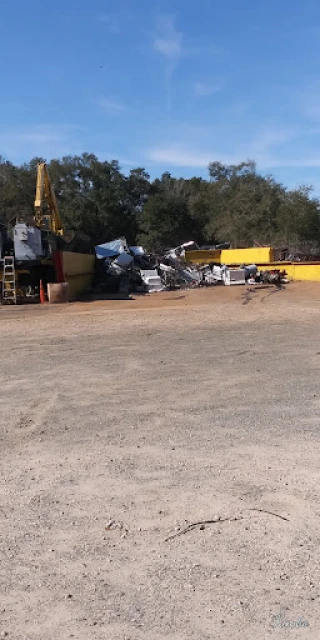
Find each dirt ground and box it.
[1,282,320,639]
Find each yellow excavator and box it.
[1,163,65,303]
[1,162,93,303]
[34,162,64,236]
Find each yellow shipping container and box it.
[186,249,221,264]
[220,247,274,265]
[186,246,273,266]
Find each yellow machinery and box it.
[33,162,95,298]
[33,162,95,297]
[1,162,94,303]
[34,162,64,236]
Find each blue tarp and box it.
[95,246,119,259]
[95,238,128,259]
[129,246,146,256]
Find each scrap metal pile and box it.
[95,238,288,294]
[95,239,200,293]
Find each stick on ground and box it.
[165,517,243,542]
[248,508,290,522]
[165,509,289,542]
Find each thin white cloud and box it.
[0,124,81,161]
[4,126,69,146]
[148,143,320,170]
[260,154,320,169]
[18,132,65,144]
[146,124,320,171]
[147,145,320,170]
[249,127,294,157]
[153,15,183,111]
[98,98,126,112]
[153,15,182,61]
[153,16,221,61]
[194,80,225,97]
[148,146,236,168]
[152,16,223,110]
[297,84,320,123]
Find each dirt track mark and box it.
[15,393,59,436]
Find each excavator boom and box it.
[34,162,64,236]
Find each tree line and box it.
[0,153,319,254]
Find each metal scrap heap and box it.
[95,238,288,294]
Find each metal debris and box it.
[94,238,289,294]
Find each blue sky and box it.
[1,0,320,192]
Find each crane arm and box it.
[34,162,64,236]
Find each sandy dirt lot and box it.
[1,283,320,639]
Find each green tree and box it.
[0,157,36,226]
[205,162,284,246]
[276,186,320,251]
[47,155,151,244]
[138,190,194,251]
[1,153,320,255]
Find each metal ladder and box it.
[1,256,17,304]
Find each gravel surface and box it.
[1,283,320,639]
